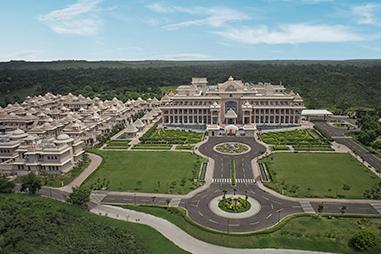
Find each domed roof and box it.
[12,128,25,135]
[57,134,70,140]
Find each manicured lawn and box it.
[122,205,381,254]
[260,153,381,199]
[82,151,206,194]
[131,144,172,150]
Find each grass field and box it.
[122,205,381,254]
[83,150,206,194]
[260,153,381,199]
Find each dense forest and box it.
[1,60,381,110]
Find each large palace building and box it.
[160,76,305,129]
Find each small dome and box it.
[12,128,25,135]
[57,134,70,140]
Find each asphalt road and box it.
[97,135,381,233]
[312,117,381,170]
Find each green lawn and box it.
[82,151,206,194]
[261,153,381,199]
[122,205,381,254]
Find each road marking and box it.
[266,214,272,219]
[141,199,150,202]
[209,219,219,224]
[229,224,240,227]
[299,201,315,214]
[250,190,255,194]
[273,200,282,205]
[250,221,259,225]
[214,189,221,193]
[191,200,200,207]
[276,208,284,212]
[262,196,269,200]
[292,205,302,208]
[201,194,207,199]
[198,211,203,217]
[104,198,115,200]
[123,198,132,201]
[370,203,381,215]
[271,203,273,209]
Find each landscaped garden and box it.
[139,124,203,144]
[82,150,206,194]
[259,127,333,150]
[123,204,381,253]
[104,139,131,149]
[214,143,250,154]
[259,153,381,199]
[218,196,251,213]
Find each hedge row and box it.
[313,125,334,142]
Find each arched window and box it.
[225,101,237,113]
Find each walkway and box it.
[90,204,329,254]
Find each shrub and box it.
[350,229,378,251]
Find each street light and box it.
[134,193,136,205]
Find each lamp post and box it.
[134,193,136,205]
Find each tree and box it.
[233,188,237,195]
[0,178,15,193]
[66,186,91,209]
[350,229,378,251]
[340,206,347,215]
[20,172,41,194]
[136,180,142,191]
[222,189,227,199]
[317,204,324,214]
[4,95,11,105]
[336,99,350,113]
[166,198,170,207]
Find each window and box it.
[256,101,259,105]
[55,156,57,160]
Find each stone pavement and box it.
[91,204,330,254]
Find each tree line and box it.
[1,62,381,109]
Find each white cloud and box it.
[214,24,364,44]
[351,3,381,26]
[0,50,44,61]
[147,3,249,30]
[38,0,105,35]
[153,53,211,60]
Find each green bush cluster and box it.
[140,126,202,144]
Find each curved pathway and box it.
[90,204,329,254]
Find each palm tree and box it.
[222,189,227,199]
[233,188,237,195]
[222,189,227,208]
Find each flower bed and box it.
[218,197,251,213]
[215,143,250,154]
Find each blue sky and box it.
[1,0,381,61]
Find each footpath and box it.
[91,204,329,254]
